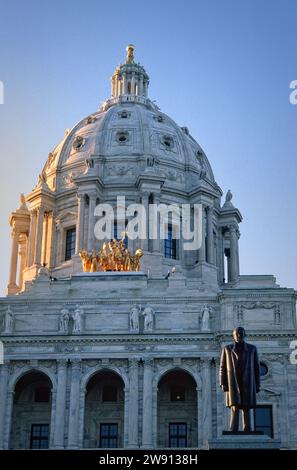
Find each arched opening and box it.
[157,369,197,448]
[84,370,125,448]
[10,371,53,449]
[134,82,138,95]
[127,81,131,95]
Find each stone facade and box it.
[0,46,296,450]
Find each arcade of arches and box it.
[7,367,201,449]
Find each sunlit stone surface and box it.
[0,46,296,450]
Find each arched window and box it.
[134,82,138,95]
[127,81,131,95]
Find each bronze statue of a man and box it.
[219,327,260,432]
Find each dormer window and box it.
[73,135,85,150]
[154,114,164,123]
[162,135,174,150]
[116,131,129,144]
[118,110,130,119]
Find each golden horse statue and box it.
[80,239,143,273]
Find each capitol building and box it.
[0,46,296,450]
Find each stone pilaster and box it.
[75,194,85,254]
[206,207,214,264]
[67,360,81,449]
[141,193,149,252]
[7,228,20,293]
[0,363,9,449]
[33,207,44,266]
[152,193,160,253]
[229,224,239,282]
[18,234,27,288]
[142,358,153,448]
[199,206,206,262]
[201,359,212,446]
[87,193,97,251]
[128,359,139,448]
[53,360,68,449]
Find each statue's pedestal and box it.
[208,432,281,449]
[222,431,264,435]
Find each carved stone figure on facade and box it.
[130,305,140,331]
[3,305,14,334]
[201,304,211,332]
[84,157,95,174]
[59,307,70,334]
[219,326,260,432]
[72,305,84,334]
[143,306,154,332]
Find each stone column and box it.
[217,228,225,283]
[0,364,9,449]
[199,206,206,262]
[206,207,214,264]
[87,193,97,251]
[141,193,149,251]
[41,212,49,266]
[152,193,160,253]
[8,228,19,289]
[123,73,128,94]
[201,359,212,446]
[229,224,239,282]
[143,81,148,98]
[27,210,37,266]
[3,388,14,449]
[53,360,67,449]
[75,194,85,254]
[128,359,139,448]
[139,75,143,96]
[18,234,27,288]
[67,360,81,449]
[33,208,44,266]
[142,359,154,448]
[131,72,135,95]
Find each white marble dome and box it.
[41,50,216,195]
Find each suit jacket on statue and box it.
[219,342,260,409]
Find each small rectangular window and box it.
[164,224,177,259]
[30,424,49,449]
[99,423,118,448]
[65,227,76,261]
[169,422,187,448]
[254,405,273,437]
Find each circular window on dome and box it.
[260,362,269,377]
[116,131,129,144]
[162,135,174,150]
[73,135,85,150]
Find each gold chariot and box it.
[79,238,143,273]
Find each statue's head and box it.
[232,326,246,343]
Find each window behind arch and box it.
[65,227,76,261]
[30,424,49,449]
[164,224,177,259]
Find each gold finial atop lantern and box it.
[126,44,135,64]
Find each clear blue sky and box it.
[0,0,296,294]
